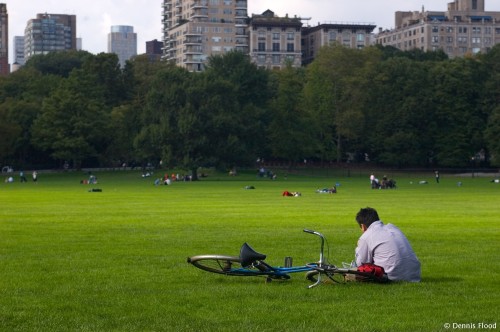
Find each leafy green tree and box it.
[484,106,500,166]
[480,44,500,165]
[24,50,91,78]
[267,65,314,164]
[304,45,380,162]
[365,57,437,166]
[30,54,123,168]
[205,51,270,167]
[0,103,21,163]
[430,57,489,167]
[134,65,191,167]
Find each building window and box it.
[459,27,468,34]
[272,33,280,40]
[258,42,265,52]
[447,37,453,43]
[472,0,478,10]
[287,43,294,52]
[329,31,337,41]
[472,37,481,44]
[272,54,280,64]
[287,32,294,40]
[432,26,439,33]
[432,36,439,43]
[272,43,280,52]
[257,54,265,64]
[357,33,364,42]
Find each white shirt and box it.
[355,220,421,282]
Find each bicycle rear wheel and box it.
[188,255,245,276]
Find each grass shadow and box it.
[421,276,463,283]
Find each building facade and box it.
[0,4,8,75]
[24,13,77,62]
[162,0,249,72]
[146,39,164,62]
[13,36,25,69]
[302,22,376,65]
[375,0,500,57]
[108,25,137,67]
[249,10,303,70]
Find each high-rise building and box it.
[0,4,9,75]
[375,0,500,58]
[249,10,303,70]
[108,25,137,67]
[13,36,25,66]
[162,0,249,72]
[24,13,77,62]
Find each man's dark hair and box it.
[356,207,380,228]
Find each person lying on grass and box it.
[354,207,421,282]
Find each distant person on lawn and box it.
[354,207,421,282]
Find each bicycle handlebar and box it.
[303,229,326,267]
[303,229,324,238]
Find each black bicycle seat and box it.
[240,243,267,267]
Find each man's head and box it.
[356,207,379,231]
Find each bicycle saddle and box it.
[240,243,267,267]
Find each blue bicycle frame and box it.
[187,229,326,286]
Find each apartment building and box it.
[375,0,500,58]
[302,22,376,65]
[249,10,303,70]
[24,13,77,62]
[11,36,24,72]
[162,0,248,72]
[146,39,164,62]
[0,3,8,75]
[108,25,137,67]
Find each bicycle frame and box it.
[187,229,327,287]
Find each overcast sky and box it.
[6,0,500,63]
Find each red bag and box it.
[357,263,386,279]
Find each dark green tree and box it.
[267,64,314,164]
[304,45,381,163]
[365,57,437,166]
[481,44,500,165]
[430,57,489,167]
[30,54,124,168]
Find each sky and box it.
[6,0,500,64]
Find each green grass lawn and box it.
[0,169,498,331]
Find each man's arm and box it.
[355,238,372,266]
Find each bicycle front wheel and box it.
[188,255,244,276]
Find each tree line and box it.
[0,44,499,175]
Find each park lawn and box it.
[0,169,498,331]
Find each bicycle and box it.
[188,229,388,287]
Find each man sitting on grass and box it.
[354,207,421,282]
